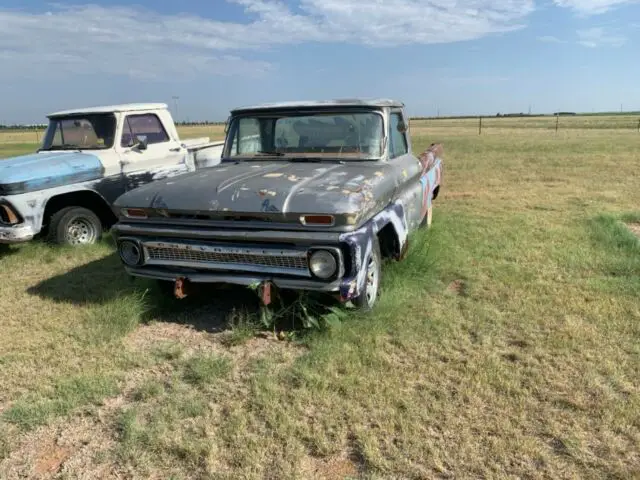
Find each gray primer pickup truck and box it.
[111,99,443,310]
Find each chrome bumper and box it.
[0,224,35,244]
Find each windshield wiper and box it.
[254,151,285,156]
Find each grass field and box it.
[1,119,639,479]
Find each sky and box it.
[0,0,639,123]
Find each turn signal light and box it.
[300,215,334,226]
[122,208,148,219]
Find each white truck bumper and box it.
[0,224,36,243]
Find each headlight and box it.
[119,240,143,266]
[309,250,337,279]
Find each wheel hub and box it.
[66,217,96,245]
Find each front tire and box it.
[351,237,382,311]
[48,206,102,246]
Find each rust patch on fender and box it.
[418,143,444,174]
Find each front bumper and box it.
[113,222,362,300]
[125,266,343,292]
[0,224,36,244]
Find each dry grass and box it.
[1,120,640,478]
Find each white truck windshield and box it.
[42,114,116,150]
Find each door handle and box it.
[169,147,182,152]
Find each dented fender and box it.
[338,201,408,300]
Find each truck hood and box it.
[0,151,104,195]
[114,160,399,226]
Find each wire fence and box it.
[409,115,640,134]
[1,115,639,145]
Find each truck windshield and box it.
[41,114,116,151]
[225,111,384,160]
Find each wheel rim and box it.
[65,217,97,245]
[365,255,379,308]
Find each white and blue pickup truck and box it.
[0,103,224,246]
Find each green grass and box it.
[182,354,232,387]
[3,374,119,430]
[0,143,38,158]
[1,123,640,478]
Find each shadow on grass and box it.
[26,224,443,339]
[26,252,263,333]
[0,243,19,259]
[25,251,337,336]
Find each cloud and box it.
[537,35,566,43]
[0,1,535,80]
[553,0,639,15]
[576,27,626,47]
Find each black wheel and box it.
[47,206,102,246]
[351,237,382,311]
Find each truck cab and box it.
[0,103,224,245]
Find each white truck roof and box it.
[47,103,168,117]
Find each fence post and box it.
[555,114,559,134]
[35,130,39,143]
[479,116,482,135]
[637,118,640,133]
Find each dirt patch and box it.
[1,320,305,478]
[125,322,303,366]
[0,416,120,480]
[625,222,640,239]
[447,280,466,296]
[229,333,300,365]
[125,322,222,355]
[34,444,71,476]
[300,453,360,480]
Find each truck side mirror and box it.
[134,135,148,151]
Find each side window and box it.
[230,118,261,154]
[389,113,408,159]
[121,114,170,147]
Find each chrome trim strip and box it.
[144,240,308,258]
[113,223,344,242]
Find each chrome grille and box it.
[143,241,309,275]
